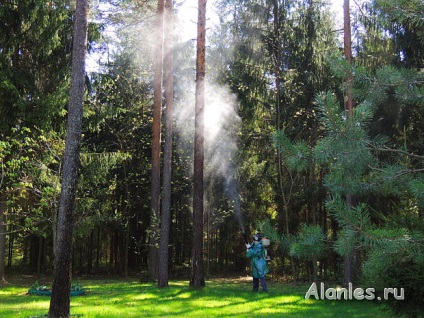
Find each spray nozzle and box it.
[242,232,249,245]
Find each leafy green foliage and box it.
[258,219,326,264]
[325,196,416,258]
[374,0,424,47]
[289,224,325,260]
[0,127,64,235]
[364,66,424,106]
[272,131,310,172]
[313,91,377,196]
[408,177,424,206]
[0,3,422,314]
[272,32,423,311]
[317,46,423,316]
[362,231,424,317]
[258,219,289,254]
[0,1,74,132]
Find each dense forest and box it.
[0,0,423,316]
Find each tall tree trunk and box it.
[88,231,93,274]
[148,0,165,282]
[48,0,88,316]
[158,0,174,288]
[0,195,6,283]
[96,227,100,269]
[7,225,13,268]
[343,0,354,287]
[52,161,61,262]
[37,237,43,277]
[122,160,130,279]
[344,0,353,114]
[272,0,297,282]
[190,0,207,288]
[124,220,130,278]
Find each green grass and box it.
[0,277,391,317]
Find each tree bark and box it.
[7,225,13,268]
[0,195,6,283]
[48,0,88,316]
[343,0,354,287]
[190,0,207,288]
[148,0,165,282]
[52,161,61,263]
[37,236,43,277]
[158,0,174,288]
[344,0,353,113]
[122,161,130,279]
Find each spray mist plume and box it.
[175,80,244,231]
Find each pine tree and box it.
[148,0,165,281]
[49,0,88,316]
[158,0,174,288]
[273,52,424,315]
[191,0,207,288]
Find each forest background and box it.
[0,0,423,317]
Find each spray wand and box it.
[242,232,249,245]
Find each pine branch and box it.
[369,145,424,160]
[368,165,424,177]
[257,219,290,253]
[316,92,349,138]
[327,197,414,254]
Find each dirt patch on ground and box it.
[2,273,289,287]
[208,276,252,284]
[2,274,53,287]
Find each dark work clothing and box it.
[253,277,268,292]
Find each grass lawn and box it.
[0,276,391,317]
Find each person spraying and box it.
[246,233,268,292]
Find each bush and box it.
[381,257,424,317]
[363,250,424,318]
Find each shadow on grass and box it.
[0,278,391,317]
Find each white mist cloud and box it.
[204,83,240,179]
[174,79,241,229]
[175,81,241,181]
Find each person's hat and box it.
[253,233,263,241]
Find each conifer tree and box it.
[148,0,165,281]
[273,52,424,315]
[0,0,73,282]
[158,0,174,288]
[191,0,207,288]
[49,0,88,316]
